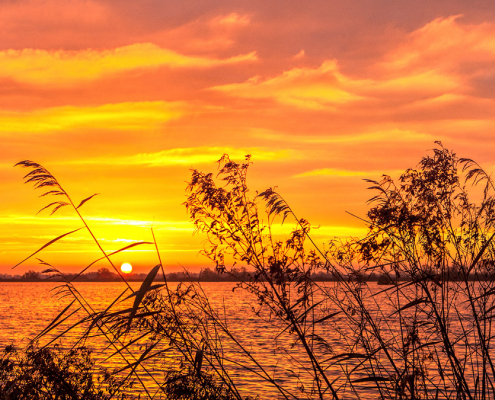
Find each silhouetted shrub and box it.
[0,344,133,400]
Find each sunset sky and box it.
[2,1,495,274]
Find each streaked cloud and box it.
[385,16,495,72]
[0,43,257,86]
[150,12,251,52]
[71,147,294,167]
[294,168,395,178]
[212,60,362,109]
[356,70,460,99]
[250,128,434,144]
[214,13,250,27]
[0,101,187,133]
[293,50,305,60]
[212,58,460,111]
[0,214,193,230]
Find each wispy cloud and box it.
[0,214,195,232]
[294,168,402,178]
[384,16,495,72]
[0,43,257,86]
[150,12,251,52]
[211,56,460,111]
[250,128,434,144]
[0,101,187,133]
[70,147,294,166]
[211,60,362,109]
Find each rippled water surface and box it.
[0,281,488,399]
[1,282,307,398]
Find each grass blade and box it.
[352,376,390,383]
[127,264,160,330]
[314,311,341,324]
[76,193,99,209]
[391,298,429,316]
[13,227,84,269]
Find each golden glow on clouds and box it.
[0,102,186,133]
[215,13,250,26]
[152,12,252,53]
[386,16,495,70]
[250,129,432,144]
[213,58,460,111]
[1,215,193,231]
[294,168,383,178]
[361,71,460,97]
[3,8,495,272]
[213,61,361,109]
[0,43,257,86]
[71,147,293,166]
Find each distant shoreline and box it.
[2,276,492,283]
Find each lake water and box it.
[1,281,311,399]
[0,280,491,399]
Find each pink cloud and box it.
[384,15,495,75]
[148,13,252,54]
[0,0,109,49]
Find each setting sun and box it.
[121,263,132,274]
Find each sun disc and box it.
[121,263,133,273]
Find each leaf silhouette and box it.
[121,284,165,302]
[15,160,66,197]
[352,376,390,383]
[76,193,99,209]
[36,258,52,267]
[115,341,168,374]
[296,299,325,323]
[39,190,65,197]
[33,300,79,342]
[468,231,495,275]
[329,353,370,361]
[41,269,58,274]
[107,241,153,257]
[84,288,130,337]
[391,298,429,315]
[36,202,61,214]
[49,202,69,215]
[13,227,84,268]
[314,311,341,324]
[194,346,204,377]
[127,264,161,330]
[103,331,150,362]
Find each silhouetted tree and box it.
[21,270,40,281]
[96,267,113,280]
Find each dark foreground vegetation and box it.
[0,344,132,399]
[4,143,495,399]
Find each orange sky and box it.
[2,1,495,274]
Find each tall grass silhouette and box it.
[3,143,495,399]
